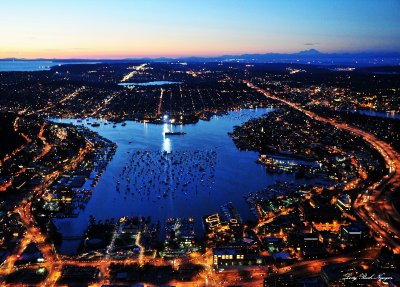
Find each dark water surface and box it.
[346,110,400,119]
[0,60,99,72]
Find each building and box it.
[374,247,400,271]
[262,236,283,252]
[340,221,369,244]
[213,247,263,267]
[203,213,221,231]
[272,252,295,267]
[299,198,339,222]
[336,194,351,211]
[320,263,350,286]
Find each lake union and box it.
[52,108,303,253]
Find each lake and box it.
[51,108,307,254]
[118,81,183,87]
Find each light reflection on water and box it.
[162,124,172,153]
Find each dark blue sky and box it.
[1,0,399,58]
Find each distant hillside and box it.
[170,50,400,66]
[2,49,400,66]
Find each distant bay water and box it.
[0,60,99,72]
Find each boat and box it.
[164,132,186,136]
[91,122,100,127]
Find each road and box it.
[0,135,93,286]
[1,121,51,191]
[277,247,379,278]
[246,81,400,252]
[157,88,164,115]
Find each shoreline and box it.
[45,104,273,126]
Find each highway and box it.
[246,81,400,252]
[157,88,164,115]
[277,247,379,278]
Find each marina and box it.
[164,131,186,136]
